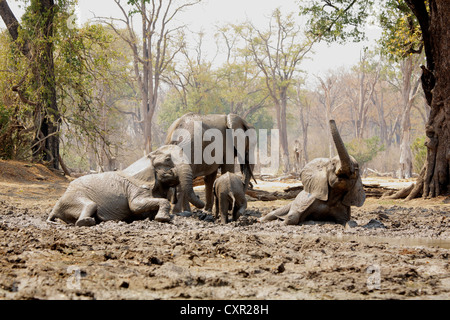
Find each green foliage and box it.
[411,135,426,172]
[346,136,385,168]
[378,1,422,60]
[299,0,422,61]
[247,108,273,131]
[299,0,374,43]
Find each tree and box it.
[0,0,60,169]
[215,26,269,120]
[300,0,450,198]
[235,9,315,173]
[292,80,311,166]
[56,23,136,172]
[101,0,201,154]
[315,71,345,158]
[346,49,381,140]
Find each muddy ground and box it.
[0,160,449,300]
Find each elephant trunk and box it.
[241,162,255,192]
[178,163,205,209]
[329,120,353,176]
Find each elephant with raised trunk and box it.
[262,120,365,225]
[166,112,256,213]
[47,145,203,226]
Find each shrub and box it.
[411,136,426,173]
[345,136,385,170]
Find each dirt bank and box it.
[0,161,449,299]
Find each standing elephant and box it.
[47,145,203,226]
[213,172,247,224]
[166,112,256,213]
[262,120,365,225]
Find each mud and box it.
[0,161,449,300]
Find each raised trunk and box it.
[329,120,352,175]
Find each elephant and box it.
[261,120,365,225]
[165,112,256,213]
[213,172,247,224]
[47,145,204,226]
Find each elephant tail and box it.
[260,203,291,222]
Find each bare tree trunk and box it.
[391,0,449,198]
[299,98,310,166]
[422,0,450,197]
[279,88,290,173]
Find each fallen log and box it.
[195,176,405,201]
[245,182,403,201]
[246,186,302,201]
[364,168,395,178]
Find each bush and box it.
[345,136,385,170]
[411,136,426,173]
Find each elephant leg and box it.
[218,193,229,224]
[47,199,64,223]
[233,199,247,221]
[283,191,317,225]
[331,204,351,225]
[203,171,217,212]
[182,191,191,212]
[75,200,97,227]
[172,186,185,214]
[129,197,171,223]
[214,191,220,220]
[261,203,291,222]
[48,196,95,226]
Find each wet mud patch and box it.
[0,165,449,299]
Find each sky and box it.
[1,0,381,88]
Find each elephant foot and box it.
[154,213,171,223]
[75,217,96,227]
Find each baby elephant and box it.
[213,172,247,224]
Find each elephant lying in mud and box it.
[47,145,203,226]
[262,120,365,225]
[213,172,247,224]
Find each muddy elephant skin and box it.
[213,172,247,224]
[166,112,255,213]
[47,145,195,226]
[262,120,366,225]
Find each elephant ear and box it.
[226,113,253,131]
[140,150,158,190]
[300,158,329,201]
[342,174,366,207]
[121,153,156,191]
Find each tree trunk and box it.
[299,99,309,165]
[422,0,450,197]
[40,0,59,169]
[279,88,290,173]
[399,56,415,179]
[394,0,449,198]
